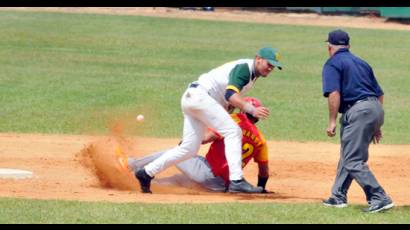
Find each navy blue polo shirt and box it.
[322,48,384,113]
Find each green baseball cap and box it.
[257,47,282,70]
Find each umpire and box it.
[321,29,394,213]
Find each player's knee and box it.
[178,141,200,158]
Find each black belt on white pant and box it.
[188,82,210,95]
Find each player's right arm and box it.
[227,93,269,119]
[224,64,269,119]
[327,91,340,137]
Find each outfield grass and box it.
[0,11,409,143]
[0,197,407,224]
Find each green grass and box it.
[1,10,410,143]
[0,197,408,224]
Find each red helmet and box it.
[242,97,262,124]
[243,97,262,108]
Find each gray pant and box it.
[331,98,391,204]
[128,150,226,192]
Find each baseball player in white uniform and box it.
[135,47,282,193]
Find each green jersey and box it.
[197,59,257,109]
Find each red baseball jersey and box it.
[205,113,269,183]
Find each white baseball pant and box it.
[144,84,243,181]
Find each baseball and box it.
[136,114,144,122]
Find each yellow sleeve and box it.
[254,141,269,164]
[226,85,240,93]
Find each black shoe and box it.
[135,169,153,194]
[363,199,394,213]
[322,197,348,208]
[228,179,263,193]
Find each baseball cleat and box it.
[227,179,263,193]
[322,197,348,208]
[135,169,153,194]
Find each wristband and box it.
[257,176,269,189]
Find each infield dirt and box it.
[1,133,409,205]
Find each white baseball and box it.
[136,114,144,122]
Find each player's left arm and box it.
[258,163,269,178]
[257,163,269,192]
[255,142,270,193]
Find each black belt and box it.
[189,83,199,88]
[346,97,378,110]
[188,82,211,96]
